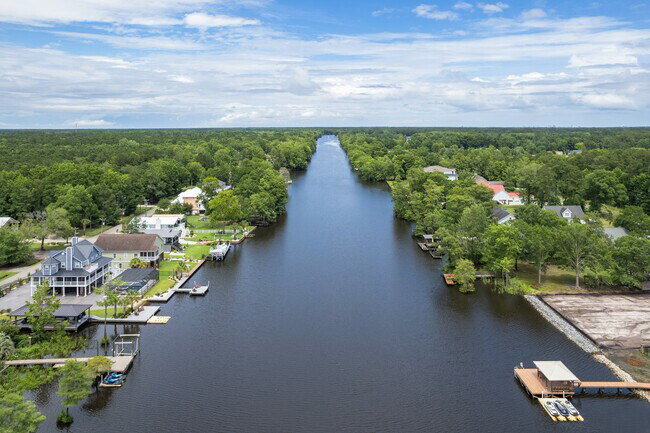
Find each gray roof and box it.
[143,228,181,238]
[490,208,513,221]
[543,205,585,219]
[423,165,456,174]
[603,227,628,241]
[115,267,159,283]
[95,233,162,252]
[0,217,17,227]
[534,361,580,382]
[32,256,112,278]
[10,304,92,317]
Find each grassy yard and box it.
[29,242,68,253]
[78,225,112,237]
[89,306,127,318]
[183,245,211,260]
[185,226,254,242]
[186,215,214,230]
[0,271,17,282]
[513,262,587,294]
[144,259,199,298]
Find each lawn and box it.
[29,242,68,253]
[0,271,17,282]
[183,245,211,260]
[185,226,253,242]
[144,259,199,298]
[78,225,112,237]
[513,262,583,294]
[89,306,127,318]
[186,215,214,230]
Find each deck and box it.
[443,274,456,285]
[5,355,134,373]
[579,381,650,390]
[514,368,575,397]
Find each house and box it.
[30,237,112,297]
[603,227,629,241]
[0,217,17,228]
[543,206,586,223]
[112,267,159,295]
[138,214,184,230]
[142,228,181,251]
[490,208,516,225]
[474,175,524,205]
[9,304,92,331]
[423,165,458,181]
[95,233,164,272]
[173,181,231,214]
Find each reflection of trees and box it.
[31,375,57,406]
[82,388,116,413]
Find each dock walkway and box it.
[579,381,650,390]
[5,356,134,373]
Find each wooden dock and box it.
[579,381,650,391]
[443,274,456,285]
[174,281,209,296]
[5,356,134,373]
[429,250,443,259]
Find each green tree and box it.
[614,206,650,236]
[57,360,93,423]
[129,257,147,268]
[25,281,61,342]
[46,206,74,241]
[0,391,45,433]
[21,216,50,251]
[0,332,15,360]
[556,223,605,288]
[122,216,143,234]
[584,169,628,210]
[457,204,490,264]
[0,227,31,267]
[454,259,476,293]
[208,190,243,233]
[482,224,523,284]
[519,224,556,285]
[86,356,113,382]
[611,236,650,288]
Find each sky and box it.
[0,1,649,128]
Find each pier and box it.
[5,356,134,373]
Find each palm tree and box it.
[0,333,15,360]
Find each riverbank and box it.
[524,295,650,403]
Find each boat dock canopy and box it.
[533,361,579,382]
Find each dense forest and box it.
[0,129,319,266]
[336,128,650,292]
[0,129,319,224]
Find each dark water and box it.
[33,136,648,432]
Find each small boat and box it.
[210,242,230,261]
[563,400,580,417]
[544,401,559,417]
[554,401,570,417]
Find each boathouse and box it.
[9,304,92,331]
[534,361,581,393]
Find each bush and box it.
[57,410,73,424]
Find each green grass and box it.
[89,306,127,318]
[29,242,68,253]
[144,259,199,298]
[0,271,17,282]
[183,245,211,260]
[186,215,214,230]
[185,226,253,242]
[513,262,582,294]
[78,225,112,237]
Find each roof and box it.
[543,205,585,219]
[176,187,202,199]
[143,228,181,238]
[115,267,159,283]
[95,233,162,252]
[0,217,17,227]
[140,214,184,224]
[603,227,628,241]
[490,208,512,221]
[423,165,456,174]
[508,191,522,197]
[534,361,580,382]
[10,304,92,317]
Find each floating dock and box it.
[443,274,456,285]
[174,281,209,296]
[429,250,443,259]
[147,315,171,324]
[538,398,584,422]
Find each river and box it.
[32,135,648,431]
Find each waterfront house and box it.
[543,205,586,223]
[112,267,159,295]
[490,208,516,225]
[0,216,17,228]
[173,181,231,214]
[142,228,181,251]
[9,304,92,331]
[95,233,164,272]
[422,165,458,181]
[30,237,112,296]
[138,214,184,230]
[474,175,524,205]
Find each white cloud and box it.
[521,8,547,20]
[413,4,459,20]
[572,93,636,110]
[54,31,206,50]
[477,2,509,14]
[74,119,114,127]
[454,2,474,11]
[183,12,259,30]
[372,8,395,17]
[169,75,194,83]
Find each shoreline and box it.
[523,295,650,403]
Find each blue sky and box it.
[0,1,649,128]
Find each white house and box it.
[543,206,586,223]
[474,175,524,206]
[490,208,516,225]
[138,214,185,230]
[0,217,17,228]
[423,165,458,181]
[173,181,231,214]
